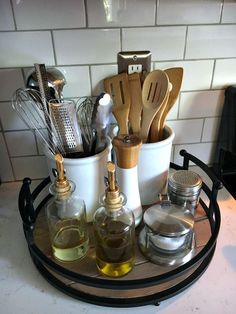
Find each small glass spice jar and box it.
[168,170,202,215]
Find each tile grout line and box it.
[51,31,57,66]
[9,0,17,31]
[88,65,93,96]
[0,57,236,72]
[1,23,236,33]
[210,59,217,89]
[220,0,225,23]
[1,131,17,180]
[84,0,89,28]
[200,118,206,142]
[155,0,158,26]
[183,26,188,60]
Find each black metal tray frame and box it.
[18,150,223,307]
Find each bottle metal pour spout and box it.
[46,153,89,262]
[93,162,135,277]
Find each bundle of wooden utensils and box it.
[104,67,183,143]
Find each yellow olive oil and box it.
[52,223,89,262]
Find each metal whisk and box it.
[76,97,96,154]
[12,88,66,156]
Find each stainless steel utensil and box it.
[76,97,96,155]
[34,63,51,130]
[92,93,113,154]
[49,100,84,157]
[12,88,65,155]
[27,67,66,102]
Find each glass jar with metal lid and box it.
[138,196,195,266]
[168,170,202,215]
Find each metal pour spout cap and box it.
[104,162,125,210]
[52,154,71,199]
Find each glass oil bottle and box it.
[46,154,89,262]
[93,162,135,277]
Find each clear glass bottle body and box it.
[46,183,89,262]
[93,199,135,277]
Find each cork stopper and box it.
[112,134,142,169]
[104,162,124,210]
[53,154,71,199]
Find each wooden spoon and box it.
[128,73,143,135]
[140,70,169,143]
[104,73,130,134]
[150,67,183,142]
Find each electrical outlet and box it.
[117,51,151,75]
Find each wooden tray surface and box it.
[33,203,211,299]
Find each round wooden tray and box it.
[19,151,222,307]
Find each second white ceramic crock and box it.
[138,125,175,205]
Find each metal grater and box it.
[34,64,51,115]
[49,101,83,154]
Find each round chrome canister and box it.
[168,170,202,215]
[138,200,195,266]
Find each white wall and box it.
[0,0,236,182]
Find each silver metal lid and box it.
[168,170,202,196]
[143,201,194,237]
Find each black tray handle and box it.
[180,149,223,191]
[18,177,35,230]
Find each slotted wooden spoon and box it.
[128,72,143,135]
[140,70,169,143]
[104,73,130,134]
[149,67,183,142]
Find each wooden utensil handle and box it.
[149,92,169,143]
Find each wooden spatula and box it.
[150,67,183,142]
[140,70,169,143]
[128,73,143,135]
[104,73,131,134]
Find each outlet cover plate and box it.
[118,51,151,75]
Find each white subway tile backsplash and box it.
[157,0,222,25]
[186,25,236,59]
[0,69,25,101]
[0,102,28,131]
[122,27,186,61]
[0,0,236,181]
[0,133,14,182]
[5,131,37,156]
[222,0,236,23]
[212,59,236,89]
[166,97,179,120]
[179,90,224,119]
[0,0,15,31]
[90,64,118,96]
[12,0,86,30]
[86,0,156,27]
[202,117,221,142]
[56,66,91,97]
[53,29,120,65]
[167,119,204,144]
[174,143,216,165]
[11,156,48,180]
[155,60,214,91]
[0,32,55,68]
